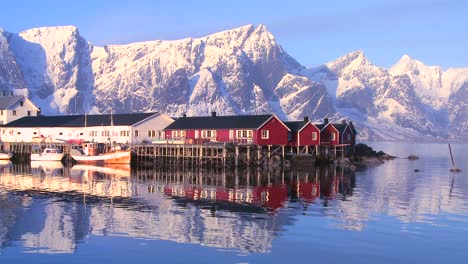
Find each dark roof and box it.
[164,115,274,130]
[0,95,23,110]
[2,112,158,127]
[316,123,326,131]
[333,123,348,134]
[284,121,308,132]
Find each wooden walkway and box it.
[0,142,350,167]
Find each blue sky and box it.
[1,0,466,68]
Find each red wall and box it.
[320,124,340,146]
[287,132,298,146]
[340,126,355,146]
[255,116,289,145]
[216,129,230,142]
[298,123,321,146]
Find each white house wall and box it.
[0,113,174,144]
[131,114,174,143]
[0,97,39,125]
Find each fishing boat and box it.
[70,143,131,164]
[0,152,13,160]
[31,148,64,161]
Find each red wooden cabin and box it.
[316,118,340,146]
[333,121,356,146]
[163,112,290,146]
[284,117,321,146]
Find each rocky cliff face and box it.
[90,24,331,120]
[0,25,466,140]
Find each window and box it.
[120,131,130,137]
[236,130,253,138]
[312,132,317,140]
[17,132,21,135]
[229,130,234,139]
[59,132,63,135]
[20,101,24,107]
[347,134,351,141]
[172,130,186,138]
[331,133,336,141]
[12,110,17,116]
[288,132,292,141]
[261,130,269,139]
[33,132,37,135]
[90,131,98,137]
[27,111,31,116]
[135,130,139,137]
[148,130,156,137]
[201,130,216,138]
[102,131,110,137]
[80,133,83,136]
[1,110,3,116]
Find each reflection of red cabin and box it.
[297,181,320,202]
[252,184,288,210]
[316,118,340,146]
[164,112,290,146]
[284,117,321,146]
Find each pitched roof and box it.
[333,123,348,134]
[284,121,308,132]
[0,96,24,110]
[315,122,339,132]
[164,114,274,130]
[2,112,159,127]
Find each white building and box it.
[1,112,174,144]
[0,95,40,125]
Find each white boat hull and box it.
[0,152,13,160]
[71,150,131,164]
[31,153,64,161]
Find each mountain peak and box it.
[390,54,432,75]
[325,50,377,75]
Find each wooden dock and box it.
[0,142,349,168]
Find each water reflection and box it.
[0,163,351,254]
[0,148,467,256]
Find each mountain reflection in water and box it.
[0,162,352,254]
[1,143,467,263]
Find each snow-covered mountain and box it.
[0,25,466,140]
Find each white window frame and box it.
[312,132,317,140]
[261,130,269,139]
[331,132,336,141]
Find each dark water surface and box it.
[0,143,467,263]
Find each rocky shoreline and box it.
[334,143,396,170]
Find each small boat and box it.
[0,152,13,160]
[31,148,64,161]
[70,143,131,164]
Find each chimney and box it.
[303,116,309,123]
[182,113,187,118]
[211,111,216,117]
[324,118,329,124]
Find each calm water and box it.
[0,142,467,263]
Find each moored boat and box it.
[70,143,131,164]
[31,148,64,161]
[0,152,13,160]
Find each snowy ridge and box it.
[0,25,466,140]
